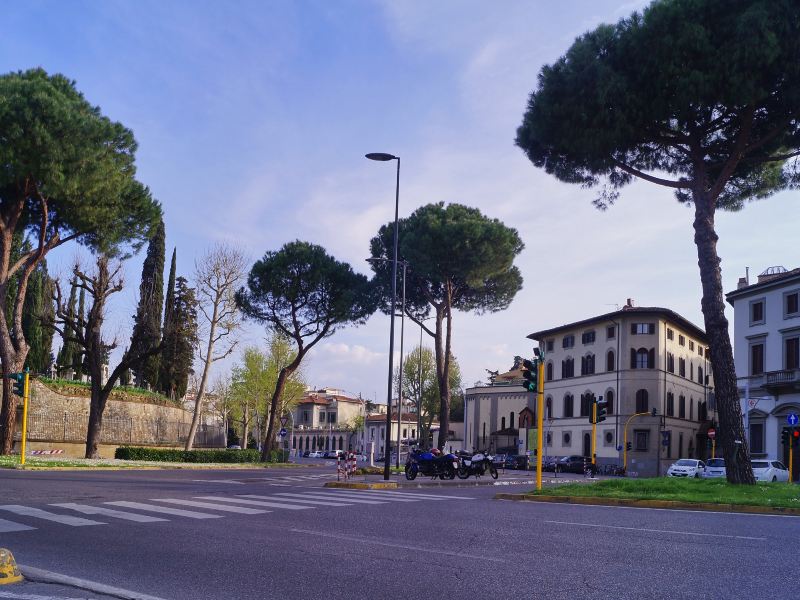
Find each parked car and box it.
[558,455,590,473]
[667,458,706,478]
[302,450,311,457]
[227,444,242,450]
[543,457,560,472]
[702,458,726,478]
[751,460,789,482]
[492,453,508,469]
[355,454,368,462]
[505,454,529,470]
[323,450,343,459]
[308,451,324,458]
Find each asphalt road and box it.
[1,466,798,600]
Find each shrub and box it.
[114,447,263,463]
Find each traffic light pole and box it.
[591,402,597,465]
[19,370,30,467]
[536,360,544,491]
[790,440,794,484]
[623,411,651,472]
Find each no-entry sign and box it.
[708,428,716,440]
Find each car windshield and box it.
[706,459,725,467]
[675,459,696,466]
[751,461,769,469]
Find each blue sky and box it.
[2,1,798,402]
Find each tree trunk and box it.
[693,196,755,484]
[261,367,292,461]
[436,285,453,450]
[85,387,107,459]
[184,314,217,451]
[241,414,249,450]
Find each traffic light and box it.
[626,441,632,452]
[521,359,538,393]
[651,407,657,417]
[794,428,800,449]
[595,396,607,423]
[782,427,791,446]
[8,372,24,397]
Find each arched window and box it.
[679,395,686,418]
[546,361,554,381]
[339,435,344,449]
[606,350,615,372]
[698,366,704,385]
[635,348,649,369]
[501,417,506,430]
[562,358,574,378]
[635,389,648,413]
[312,437,317,450]
[581,354,595,376]
[546,396,552,419]
[605,390,614,415]
[292,437,296,449]
[690,398,694,421]
[667,392,675,416]
[510,412,515,427]
[563,394,574,418]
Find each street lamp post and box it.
[366,152,400,481]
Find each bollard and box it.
[0,548,23,585]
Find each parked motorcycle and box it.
[456,450,498,479]
[405,448,459,480]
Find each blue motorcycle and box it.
[405,448,458,480]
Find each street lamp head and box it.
[365,152,398,161]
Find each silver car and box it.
[751,460,789,482]
[667,458,706,478]
[702,458,726,478]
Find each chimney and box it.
[623,298,634,310]
[737,277,748,289]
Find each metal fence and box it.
[11,412,225,447]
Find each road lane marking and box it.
[50,503,168,523]
[290,528,505,562]
[544,520,767,540]
[344,490,474,500]
[269,493,388,505]
[323,491,420,502]
[206,495,352,507]
[208,495,314,510]
[0,518,35,533]
[191,479,245,484]
[150,498,267,514]
[105,501,222,519]
[0,591,111,600]
[0,505,103,527]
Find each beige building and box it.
[291,388,365,454]
[465,301,716,477]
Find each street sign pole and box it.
[591,400,597,466]
[536,358,544,491]
[19,370,30,467]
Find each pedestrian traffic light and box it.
[626,441,632,452]
[595,396,607,423]
[521,358,538,393]
[782,427,791,446]
[8,372,24,397]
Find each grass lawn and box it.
[527,477,800,509]
[0,455,297,470]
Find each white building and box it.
[726,265,800,479]
[465,301,716,477]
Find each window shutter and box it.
[648,348,655,368]
[649,323,655,334]
[630,349,636,368]
[561,360,565,377]
[631,323,637,334]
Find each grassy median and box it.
[0,455,298,470]
[526,478,800,509]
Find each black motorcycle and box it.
[405,448,459,480]
[456,450,498,479]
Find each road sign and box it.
[279,427,287,438]
[707,428,716,440]
[788,413,799,427]
[280,416,288,427]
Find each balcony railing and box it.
[765,369,799,388]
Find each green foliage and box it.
[114,447,264,463]
[159,276,198,400]
[0,68,161,255]
[515,0,800,210]
[130,220,166,389]
[22,261,55,374]
[38,377,179,406]
[370,203,524,318]
[56,279,78,377]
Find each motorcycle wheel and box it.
[489,464,499,479]
[405,463,418,481]
[443,464,456,480]
[456,464,470,479]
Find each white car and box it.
[307,451,324,458]
[751,460,790,482]
[667,458,706,478]
[702,458,726,479]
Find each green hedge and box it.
[114,447,264,463]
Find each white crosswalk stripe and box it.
[50,503,168,523]
[347,490,475,500]
[0,517,35,533]
[229,495,352,507]
[323,491,420,502]
[271,492,388,505]
[0,505,104,527]
[105,501,223,519]
[150,499,268,514]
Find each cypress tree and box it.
[22,261,55,374]
[158,248,177,391]
[129,220,166,389]
[73,286,86,379]
[56,279,78,377]
[160,276,197,400]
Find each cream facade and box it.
[465,302,716,477]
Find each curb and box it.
[0,548,23,585]
[20,565,167,600]
[2,462,314,472]
[493,493,800,515]
[325,481,398,489]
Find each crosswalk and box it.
[192,473,338,486]
[0,490,473,535]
